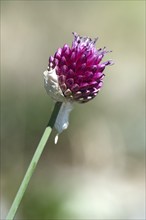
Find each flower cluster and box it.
[43,32,113,143]
[47,32,113,103]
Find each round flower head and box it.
[43,32,113,143]
[47,32,113,103]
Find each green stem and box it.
[6,102,62,220]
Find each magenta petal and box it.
[94,72,103,79]
[61,65,68,74]
[62,44,69,53]
[71,83,79,92]
[70,52,76,62]
[66,78,74,87]
[49,56,54,63]
[58,75,66,84]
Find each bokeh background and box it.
[1,1,145,219]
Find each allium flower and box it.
[43,32,113,143]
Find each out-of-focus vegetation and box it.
[1,1,145,219]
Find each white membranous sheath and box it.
[43,67,73,143]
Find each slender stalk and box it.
[6,102,62,220]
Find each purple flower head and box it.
[48,32,113,103]
[43,33,114,143]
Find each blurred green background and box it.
[1,1,145,219]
